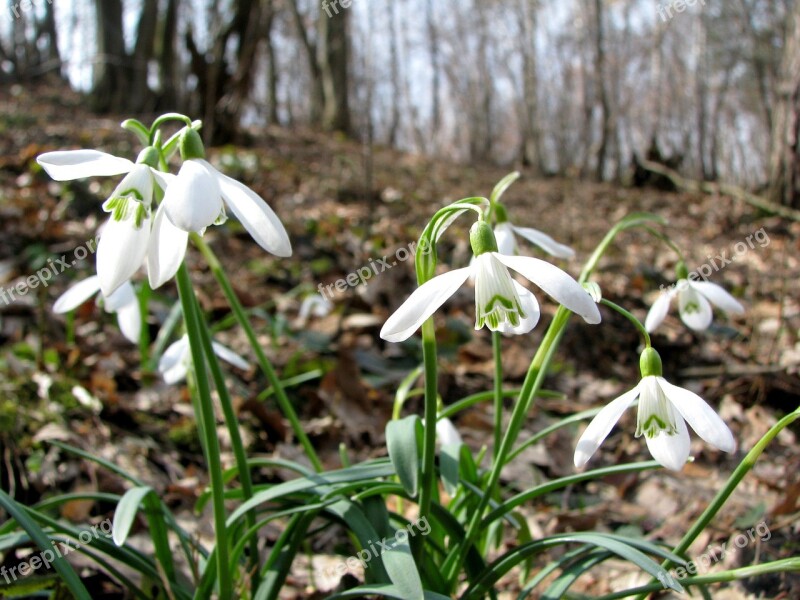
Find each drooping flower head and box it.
[159,335,250,384]
[53,275,140,344]
[574,347,735,471]
[160,128,291,258]
[380,221,600,342]
[645,262,744,332]
[37,148,187,295]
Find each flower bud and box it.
[639,347,663,378]
[136,146,160,169]
[179,128,206,161]
[469,221,499,256]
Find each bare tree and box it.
[768,0,800,208]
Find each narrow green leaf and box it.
[0,490,92,600]
[382,537,424,600]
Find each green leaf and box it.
[462,533,683,599]
[113,486,154,546]
[325,584,451,600]
[382,537,425,600]
[386,416,423,497]
[489,171,520,205]
[0,490,92,600]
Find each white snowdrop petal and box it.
[498,281,540,335]
[37,150,133,181]
[380,267,472,342]
[216,167,292,257]
[53,276,101,313]
[103,280,136,312]
[115,297,142,344]
[511,225,575,259]
[436,418,463,446]
[495,253,601,324]
[644,417,690,471]
[645,290,674,332]
[493,222,517,256]
[147,202,188,289]
[163,159,223,232]
[211,342,250,371]
[159,337,190,383]
[690,281,745,315]
[678,285,713,331]
[657,377,736,453]
[96,214,151,296]
[574,385,640,467]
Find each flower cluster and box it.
[39,121,290,382]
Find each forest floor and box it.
[1,80,799,599]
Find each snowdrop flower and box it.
[574,347,735,471]
[53,275,140,343]
[158,335,251,385]
[160,129,291,258]
[36,149,187,295]
[380,221,600,342]
[436,418,463,446]
[493,204,575,259]
[645,266,744,332]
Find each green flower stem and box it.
[187,283,260,590]
[492,331,503,462]
[602,558,800,600]
[137,280,152,372]
[417,318,439,554]
[633,404,800,600]
[599,299,651,348]
[191,233,323,473]
[175,264,232,600]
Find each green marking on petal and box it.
[684,301,700,313]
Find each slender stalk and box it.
[175,264,233,600]
[137,280,152,372]
[417,318,439,546]
[603,559,800,600]
[191,233,323,472]
[633,404,800,600]
[600,298,651,348]
[188,286,260,589]
[492,332,503,462]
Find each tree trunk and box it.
[158,0,180,111]
[264,0,280,125]
[768,0,800,208]
[593,0,611,181]
[317,6,351,134]
[517,0,544,172]
[91,0,128,113]
[130,0,159,113]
